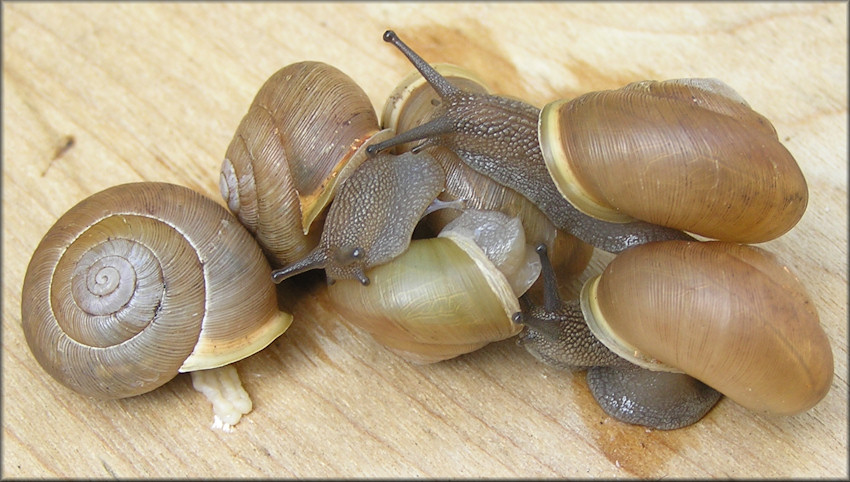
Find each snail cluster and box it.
[21,30,833,431]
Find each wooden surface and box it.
[3,2,847,478]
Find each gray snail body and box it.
[271,150,447,285]
[514,241,833,429]
[366,31,808,251]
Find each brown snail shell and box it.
[220,61,393,267]
[540,78,809,243]
[21,182,292,399]
[581,240,833,415]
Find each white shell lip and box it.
[438,230,522,322]
[538,99,635,224]
[580,274,681,373]
[179,310,293,373]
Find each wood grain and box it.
[3,2,847,478]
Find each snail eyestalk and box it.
[271,249,327,284]
[382,30,460,99]
[534,244,561,313]
[366,115,454,155]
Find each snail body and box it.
[220,61,393,267]
[21,182,291,399]
[516,241,833,428]
[271,150,447,285]
[366,31,807,250]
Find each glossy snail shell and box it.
[540,78,808,243]
[326,210,539,364]
[581,240,833,415]
[21,182,292,399]
[220,61,393,267]
[381,63,593,274]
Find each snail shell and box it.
[327,209,539,364]
[220,61,393,267]
[21,182,292,399]
[540,79,809,243]
[581,240,833,415]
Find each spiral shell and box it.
[581,240,833,415]
[540,78,808,243]
[220,61,393,267]
[21,182,292,399]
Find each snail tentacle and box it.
[271,247,328,284]
[367,114,455,155]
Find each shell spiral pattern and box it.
[22,182,291,399]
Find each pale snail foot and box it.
[190,364,253,431]
[422,197,467,217]
[586,364,722,431]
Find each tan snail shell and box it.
[540,78,809,243]
[21,182,292,399]
[380,63,593,275]
[581,240,833,415]
[220,61,393,267]
[327,209,540,364]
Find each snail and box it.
[270,150,449,285]
[327,209,541,363]
[220,61,395,267]
[21,182,292,400]
[514,241,834,429]
[366,31,808,251]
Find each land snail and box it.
[514,241,833,430]
[365,30,810,251]
[244,61,565,363]
[21,182,292,404]
[326,208,544,363]
[220,31,826,430]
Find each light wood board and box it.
[3,2,847,478]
